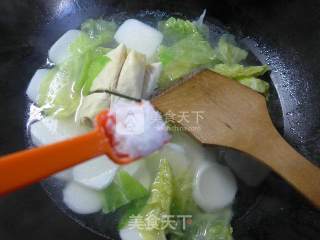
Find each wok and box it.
[0,0,319,239]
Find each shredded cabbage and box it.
[174,209,233,240]
[210,63,270,94]
[38,49,110,117]
[139,158,173,240]
[216,34,248,65]
[212,64,268,79]
[119,159,173,239]
[81,19,117,40]
[38,58,82,118]
[238,77,270,94]
[157,19,270,96]
[209,35,270,94]
[158,17,205,44]
[102,170,148,214]
[158,34,216,89]
[81,48,111,95]
[118,196,149,230]
[171,168,199,216]
[70,19,116,55]
[157,17,216,89]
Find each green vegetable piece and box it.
[81,19,117,40]
[118,196,149,230]
[212,64,269,79]
[210,64,270,94]
[69,32,94,55]
[186,210,233,240]
[159,17,206,44]
[170,209,233,240]
[73,51,93,92]
[82,54,109,95]
[70,19,116,55]
[139,158,173,240]
[171,168,199,216]
[39,49,110,117]
[216,34,248,65]
[102,170,148,214]
[238,77,270,94]
[158,35,216,89]
[142,158,173,216]
[38,57,83,118]
[157,17,216,89]
[78,47,111,95]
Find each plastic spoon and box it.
[0,111,133,196]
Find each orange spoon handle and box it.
[0,129,109,196]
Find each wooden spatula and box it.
[152,70,320,208]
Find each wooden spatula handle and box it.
[244,128,320,208]
[152,70,320,207]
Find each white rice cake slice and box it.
[115,19,163,59]
[49,29,82,64]
[30,117,90,146]
[26,69,50,103]
[63,182,102,214]
[72,155,119,190]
